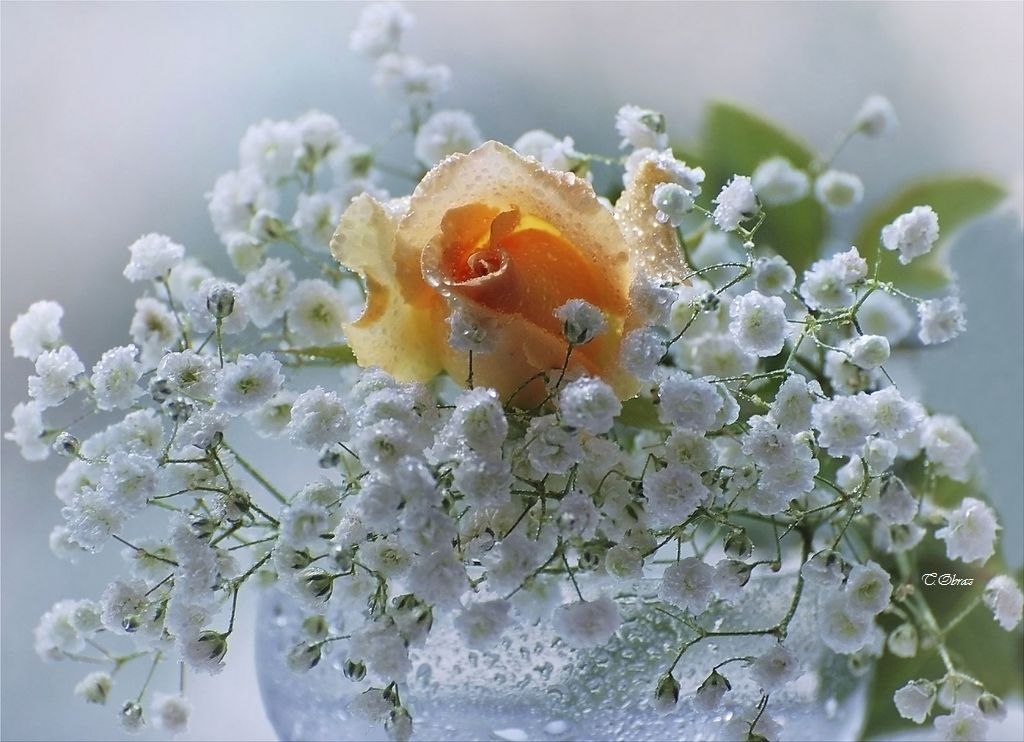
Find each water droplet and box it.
[544,719,570,735]
[493,728,529,741]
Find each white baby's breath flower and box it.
[446,302,496,354]
[918,296,966,345]
[206,168,279,240]
[620,328,665,380]
[894,679,936,724]
[157,350,220,400]
[751,645,801,693]
[651,182,694,227]
[882,206,939,265]
[292,193,343,253]
[350,1,414,58]
[414,109,482,167]
[151,693,190,735]
[814,170,864,212]
[239,118,302,184]
[287,386,348,450]
[847,334,890,370]
[512,129,560,161]
[10,300,64,360]
[812,395,874,457]
[712,175,758,231]
[615,105,668,150]
[90,345,143,411]
[659,557,715,614]
[844,560,893,617]
[373,53,451,106]
[454,599,513,649]
[28,346,85,408]
[751,156,810,206]
[558,376,620,435]
[819,589,874,654]
[933,704,988,742]
[935,497,999,565]
[854,95,898,138]
[288,279,349,345]
[752,255,796,296]
[658,372,722,432]
[216,353,284,414]
[123,234,185,282]
[129,298,178,367]
[729,290,788,357]
[554,299,607,345]
[241,258,296,328]
[74,671,112,705]
[6,400,49,461]
[983,575,1023,631]
[552,595,620,648]
[922,414,977,482]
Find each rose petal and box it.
[614,157,688,286]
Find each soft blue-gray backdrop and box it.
[2,2,1022,740]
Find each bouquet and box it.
[8,3,1021,740]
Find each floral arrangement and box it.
[8,3,1021,740]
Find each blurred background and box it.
[2,2,1021,740]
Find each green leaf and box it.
[854,176,1006,293]
[276,345,355,364]
[617,396,663,431]
[701,101,826,273]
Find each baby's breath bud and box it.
[386,706,413,742]
[331,544,355,573]
[554,299,607,346]
[206,284,236,320]
[978,692,1007,721]
[343,658,367,681]
[578,545,602,571]
[653,672,680,713]
[250,210,287,241]
[286,641,323,672]
[724,529,753,559]
[700,291,720,313]
[119,700,145,733]
[121,614,142,633]
[302,615,329,640]
[194,630,229,665]
[299,567,335,604]
[164,396,193,423]
[52,431,80,457]
[149,376,173,403]
[282,547,314,571]
[189,514,219,540]
[223,488,252,522]
[319,446,343,469]
[74,671,112,705]
[204,430,224,453]
[694,669,731,711]
[847,651,873,677]
[887,622,918,658]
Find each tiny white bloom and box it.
[292,193,343,253]
[918,296,966,345]
[769,374,820,434]
[288,279,349,345]
[869,387,924,441]
[854,95,898,138]
[933,703,989,741]
[5,400,49,461]
[881,205,939,265]
[819,590,874,654]
[28,346,84,408]
[729,290,788,357]
[812,395,875,457]
[454,599,513,649]
[657,372,722,432]
[10,300,63,360]
[90,345,143,411]
[207,168,279,240]
[74,671,112,705]
[894,679,936,723]
[553,299,607,345]
[373,53,451,106]
[752,255,796,296]
[983,575,1023,631]
[751,645,801,693]
[414,109,483,166]
[848,334,890,370]
[123,233,185,282]
[644,465,708,528]
[287,386,348,450]
[651,182,694,226]
[446,302,496,353]
[712,175,758,231]
[922,414,977,482]
[552,595,621,648]
[751,156,810,206]
[814,170,864,212]
[620,328,665,380]
[844,560,893,617]
[659,557,715,614]
[525,415,583,475]
[151,693,191,735]
[615,104,668,150]
[935,497,999,565]
[857,290,914,344]
[349,1,414,58]
[216,353,284,414]
[241,258,296,329]
[239,118,302,184]
[513,129,560,161]
[558,376,620,435]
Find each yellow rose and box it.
[330,141,686,405]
